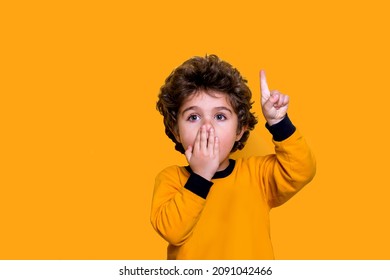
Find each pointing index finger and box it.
[260,70,270,104]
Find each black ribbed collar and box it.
[185,159,236,179]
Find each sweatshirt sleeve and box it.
[261,117,316,207]
[150,167,211,246]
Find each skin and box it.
[260,70,289,126]
[174,90,244,180]
[174,70,290,181]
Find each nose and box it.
[202,119,213,132]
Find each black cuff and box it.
[184,173,213,199]
[265,114,296,141]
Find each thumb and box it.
[185,145,193,163]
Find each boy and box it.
[151,55,316,259]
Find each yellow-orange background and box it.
[1,0,389,259]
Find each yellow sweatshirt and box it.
[151,118,316,259]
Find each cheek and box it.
[216,128,238,148]
[182,137,193,148]
[179,129,198,148]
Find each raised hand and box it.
[260,70,289,126]
[184,125,220,181]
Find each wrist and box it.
[184,173,213,199]
[265,114,296,141]
[192,169,214,181]
[266,117,284,126]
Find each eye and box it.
[215,114,227,121]
[187,114,200,122]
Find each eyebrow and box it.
[181,106,233,116]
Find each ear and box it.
[172,126,181,143]
[235,126,247,141]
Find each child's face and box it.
[174,90,245,171]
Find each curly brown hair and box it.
[157,54,258,154]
